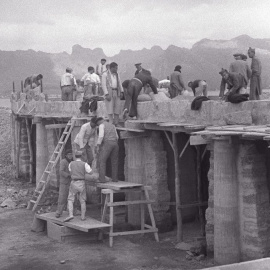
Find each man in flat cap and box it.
[135,63,150,76]
[60,67,77,101]
[64,150,93,222]
[55,149,73,218]
[248,47,262,100]
[229,53,251,90]
[219,68,249,103]
[169,65,187,98]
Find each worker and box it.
[122,79,130,100]
[81,66,101,98]
[123,70,158,119]
[102,62,124,126]
[248,47,262,100]
[60,67,77,101]
[74,119,97,166]
[229,53,251,88]
[219,68,249,103]
[96,58,107,78]
[135,63,150,76]
[64,150,93,222]
[91,117,119,183]
[55,149,73,218]
[169,65,186,98]
[188,80,208,97]
[24,74,43,90]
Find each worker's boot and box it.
[81,202,86,221]
[64,201,74,222]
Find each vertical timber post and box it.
[21,81,23,93]
[25,118,34,183]
[172,132,183,242]
[12,81,15,93]
[16,118,21,179]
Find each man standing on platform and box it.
[81,66,101,98]
[102,62,124,126]
[64,150,93,222]
[96,59,107,78]
[91,117,119,183]
[55,149,73,218]
[60,67,77,101]
[123,70,158,119]
[169,65,186,98]
[74,120,97,166]
[248,47,262,100]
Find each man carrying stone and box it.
[248,47,262,100]
[64,150,93,222]
[55,149,73,218]
[60,67,77,101]
[91,117,119,183]
[74,120,97,166]
[123,70,158,119]
[188,80,208,97]
[102,62,124,126]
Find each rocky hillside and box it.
[1,35,270,97]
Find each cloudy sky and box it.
[0,0,269,56]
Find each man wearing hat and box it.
[64,150,93,222]
[123,69,158,119]
[91,117,119,183]
[229,53,251,89]
[169,65,187,98]
[55,149,73,218]
[219,68,249,103]
[248,47,262,100]
[102,62,124,126]
[60,67,77,101]
[135,63,150,76]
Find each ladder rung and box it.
[39,180,45,184]
[49,161,55,163]
[54,151,59,154]
[59,142,64,144]
[30,200,36,204]
[67,123,72,126]
[44,171,50,173]
[63,132,69,134]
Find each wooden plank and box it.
[190,135,210,145]
[97,181,143,191]
[36,213,111,232]
[184,125,206,130]
[116,127,145,132]
[179,138,190,158]
[164,131,173,150]
[158,122,187,127]
[120,131,148,140]
[45,123,68,129]
[110,228,158,236]
[107,200,154,207]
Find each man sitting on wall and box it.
[219,68,249,103]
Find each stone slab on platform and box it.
[223,111,252,125]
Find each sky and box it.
[0,0,269,56]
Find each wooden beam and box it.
[179,138,190,158]
[116,127,145,133]
[172,133,183,242]
[12,81,15,93]
[17,102,25,114]
[120,131,148,139]
[164,131,173,150]
[190,135,210,145]
[45,123,68,130]
[16,119,21,179]
[26,118,34,183]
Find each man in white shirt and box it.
[81,66,100,98]
[60,67,77,101]
[102,62,124,126]
[64,150,93,222]
[74,120,97,166]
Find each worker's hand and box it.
[105,94,111,101]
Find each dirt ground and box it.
[0,208,215,270]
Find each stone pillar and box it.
[46,128,58,187]
[36,121,48,185]
[205,143,214,254]
[19,120,30,178]
[213,137,240,264]
[237,141,270,261]
[143,131,171,231]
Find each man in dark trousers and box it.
[64,150,93,222]
[123,70,158,119]
[188,80,208,97]
[91,117,119,183]
[248,47,262,100]
[55,149,73,218]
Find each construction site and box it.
[0,85,268,270]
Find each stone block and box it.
[223,110,252,125]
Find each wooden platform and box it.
[36,212,111,232]
[97,181,143,191]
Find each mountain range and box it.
[1,35,270,97]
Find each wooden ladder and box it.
[28,120,75,212]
